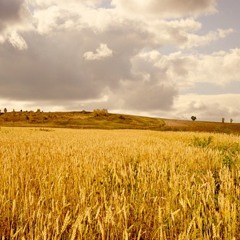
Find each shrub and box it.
[93,109,109,117]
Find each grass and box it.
[163,119,240,134]
[0,127,240,239]
[1,111,240,134]
[0,111,165,130]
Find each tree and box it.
[191,116,197,121]
[4,108,7,114]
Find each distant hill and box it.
[163,119,240,134]
[0,110,239,134]
[0,110,164,130]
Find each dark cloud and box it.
[0,27,142,99]
[121,84,178,111]
[113,0,217,18]
[0,0,24,30]
[0,18,177,111]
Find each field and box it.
[1,111,240,134]
[0,127,240,239]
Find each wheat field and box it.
[0,127,240,239]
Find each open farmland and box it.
[0,127,240,239]
[1,111,240,134]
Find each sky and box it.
[0,0,240,122]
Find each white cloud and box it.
[33,6,62,34]
[0,0,232,51]
[136,48,240,89]
[173,94,240,122]
[83,43,113,61]
[8,31,28,50]
[184,28,234,49]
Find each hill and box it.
[163,119,240,134]
[0,110,164,130]
[0,110,239,134]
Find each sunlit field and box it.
[0,127,240,239]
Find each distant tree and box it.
[230,118,233,123]
[36,109,41,113]
[191,116,197,121]
[222,118,225,123]
[4,108,7,114]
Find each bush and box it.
[93,109,109,117]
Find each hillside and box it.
[0,110,164,130]
[0,110,239,134]
[164,119,240,134]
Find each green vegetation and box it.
[192,136,213,148]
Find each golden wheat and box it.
[0,127,239,239]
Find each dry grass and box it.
[0,127,240,239]
[0,111,165,130]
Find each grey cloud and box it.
[0,26,144,99]
[0,0,24,30]
[187,101,236,121]
[162,0,217,17]
[1,0,228,114]
[0,32,105,101]
[0,17,178,112]
[113,0,217,18]
[121,84,177,111]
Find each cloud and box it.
[0,0,238,120]
[8,31,28,49]
[139,48,240,89]
[173,94,240,121]
[0,0,24,23]
[112,0,217,19]
[83,43,113,61]
[29,0,231,50]
[0,0,32,49]
[184,28,234,49]
[116,82,177,111]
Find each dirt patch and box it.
[164,119,190,128]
